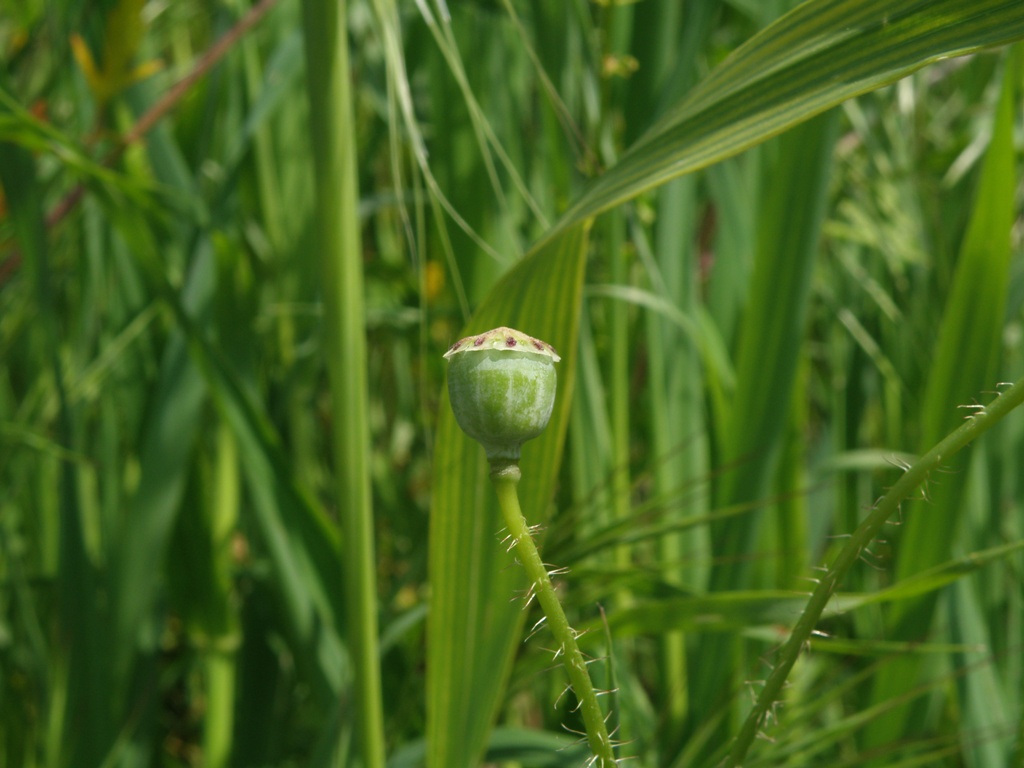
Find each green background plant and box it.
[1,1,1023,767]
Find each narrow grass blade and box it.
[711,110,840,588]
[590,538,1024,638]
[301,0,386,764]
[897,56,1018,600]
[642,175,707,739]
[865,50,1018,751]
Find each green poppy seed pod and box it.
[444,327,560,464]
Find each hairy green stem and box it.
[491,465,617,768]
[726,375,1024,766]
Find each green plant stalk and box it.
[725,373,1024,767]
[490,464,617,768]
[204,651,236,768]
[203,421,240,768]
[300,0,386,765]
[607,212,633,596]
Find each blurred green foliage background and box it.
[2,1,1024,766]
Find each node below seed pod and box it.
[444,327,560,471]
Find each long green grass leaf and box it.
[301,0,386,763]
[550,0,1024,237]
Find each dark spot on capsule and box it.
[506,336,517,347]
[448,340,463,352]
[532,340,544,350]
[473,335,486,346]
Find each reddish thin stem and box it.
[0,0,281,285]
